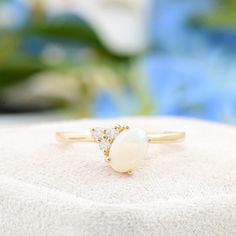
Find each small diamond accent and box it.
[104,128,119,139]
[90,126,123,153]
[99,139,110,151]
[91,127,105,141]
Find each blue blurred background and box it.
[0,0,236,124]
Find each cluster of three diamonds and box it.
[90,125,129,163]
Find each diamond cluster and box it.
[90,126,123,155]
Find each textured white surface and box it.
[0,117,236,236]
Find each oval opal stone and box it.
[109,128,149,173]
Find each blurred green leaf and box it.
[23,19,131,61]
[0,32,20,64]
[190,0,236,29]
[0,56,46,88]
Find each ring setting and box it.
[56,125,185,174]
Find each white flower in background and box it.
[23,0,151,55]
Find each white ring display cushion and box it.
[0,117,236,236]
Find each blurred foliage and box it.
[191,0,236,29]
[0,0,151,117]
[0,19,129,87]
[1,0,236,122]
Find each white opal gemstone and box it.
[109,128,149,173]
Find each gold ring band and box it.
[56,131,185,144]
[56,125,185,174]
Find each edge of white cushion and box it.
[1,116,236,235]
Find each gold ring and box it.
[56,125,185,174]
